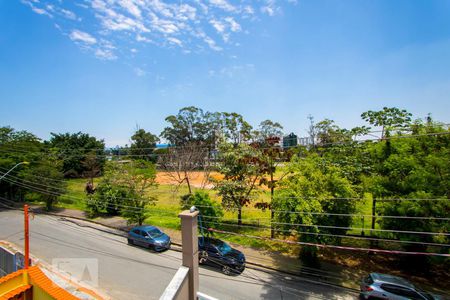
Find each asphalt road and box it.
[0,209,358,300]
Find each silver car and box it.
[360,273,440,300]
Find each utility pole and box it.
[24,204,30,269]
[370,198,377,248]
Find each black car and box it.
[198,237,246,275]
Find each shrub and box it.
[180,191,223,229]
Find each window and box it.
[141,231,149,237]
[364,275,374,285]
[207,245,219,254]
[132,229,141,235]
[147,228,162,238]
[380,284,424,300]
[214,241,231,254]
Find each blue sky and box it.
[1,0,450,146]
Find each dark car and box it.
[198,237,245,275]
[360,273,440,300]
[128,225,171,252]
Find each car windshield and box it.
[416,288,434,300]
[147,228,163,238]
[214,240,232,254]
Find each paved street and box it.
[0,209,358,300]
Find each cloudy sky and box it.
[1,0,450,146]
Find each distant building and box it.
[283,133,298,149]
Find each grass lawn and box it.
[46,176,388,253]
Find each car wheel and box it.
[222,265,232,276]
[199,251,208,264]
[127,238,133,245]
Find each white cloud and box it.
[261,0,280,16]
[134,67,146,76]
[208,0,236,12]
[167,37,183,47]
[243,5,254,15]
[95,48,117,60]
[210,19,225,33]
[31,6,53,18]
[203,36,222,51]
[225,17,241,32]
[60,9,77,20]
[136,34,151,42]
[22,0,295,61]
[119,0,142,18]
[69,30,97,44]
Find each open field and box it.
[32,173,379,251]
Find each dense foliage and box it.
[88,160,158,225]
[47,132,105,178]
[0,127,66,210]
[180,191,224,228]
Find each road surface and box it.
[0,209,358,300]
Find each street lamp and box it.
[0,161,30,181]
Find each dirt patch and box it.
[156,171,221,189]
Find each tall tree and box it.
[251,120,285,238]
[272,154,357,265]
[361,107,412,138]
[48,132,105,178]
[254,119,283,142]
[161,106,214,146]
[0,126,66,208]
[130,128,160,161]
[213,142,263,226]
[220,112,253,146]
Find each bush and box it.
[180,191,223,229]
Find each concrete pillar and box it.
[178,210,199,300]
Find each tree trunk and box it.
[184,170,192,194]
[238,207,242,226]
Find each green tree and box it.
[220,112,253,146]
[0,127,66,208]
[130,128,160,162]
[363,118,450,269]
[253,119,283,142]
[161,106,216,146]
[213,142,263,226]
[21,158,66,210]
[48,132,105,178]
[89,160,158,225]
[361,107,412,138]
[180,191,224,228]
[272,154,357,265]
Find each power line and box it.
[4,173,449,221]
[199,219,450,247]
[3,175,449,224]
[200,218,450,237]
[196,209,450,221]
[2,169,449,204]
[0,166,68,183]
[205,228,450,257]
